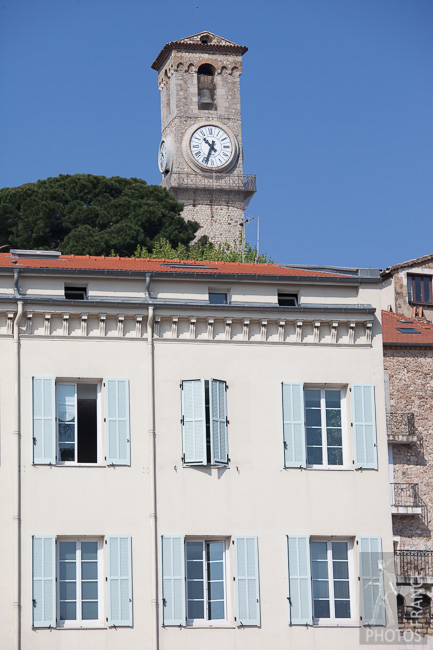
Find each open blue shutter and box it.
[210,379,228,465]
[352,385,378,469]
[161,535,185,626]
[235,536,261,626]
[182,380,206,465]
[359,537,386,626]
[106,379,130,465]
[32,536,56,628]
[287,536,312,625]
[32,377,56,464]
[107,536,133,626]
[282,383,306,468]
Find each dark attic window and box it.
[278,293,298,307]
[396,327,421,335]
[65,286,87,300]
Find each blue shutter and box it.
[287,536,312,625]
[161,535,185,626]
[359,537,386,626]
[352,385,378,469]
[107,536,133,626]
[209,379,228,465]
[181,380,206,465]
[32,377,56,464]
[106,379,130,465]
[235,536,261,626]
[282,383,306,468]
[32,536,56,628]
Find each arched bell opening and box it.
[197,64,216,111]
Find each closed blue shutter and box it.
[107,536,133,626]
[161,535,185,626]
[287,536,312,625]
[209,379,228,465]
[106,379,130,465]
[352,385,378,469]
[32,377,56,464]
[181,380,206,465]
[32,536,56,628]
[235,536,261,626]
[359,537,386,626]
[282,383,306,468]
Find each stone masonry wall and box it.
[384,348,433,546]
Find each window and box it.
[396,327,421,335]
[311,540,352,623]
[197,64,216,110]
[209,292,227,305]
[186,540,227,624]
[278,293,298,307]
[305,389,344,467]
[65,286,87,300]
[407,274,432,304]
[32,377,130,466]
[282,383,378,470]
[161,536,260,627]
[181,379,228,466]
[32,535,132,628]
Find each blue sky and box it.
[1,0,432,268]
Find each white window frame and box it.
[304,386,348,469]
[56,380,101,466]
[185,538,230,627]
[56,537,104,629]
[311,538,355,626]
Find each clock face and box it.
[189,125,233,169]
[158,140,167,172]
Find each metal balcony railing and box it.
[390,483,428,523]
[386,412,417,443]
[395,550,433,580]
[167,172,256,194]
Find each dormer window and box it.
[278,293,298,307]
[65,286,87,300]
[197,64,216,111]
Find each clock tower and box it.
[151,31,256,245]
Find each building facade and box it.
[0,250,399,649]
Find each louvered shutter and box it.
[209,379,228,465]
[32,536,56,628]
[359,537,386,626]
[352,385,378,469]
[282,383,306,468]
[287,536,312,625]
[181,380,206,465]
[235,536,261,626]
[106,379,130,465]
[107,536,133,626]
[32,377,56,464]
[161,535,185,626]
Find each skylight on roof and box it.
[398,319,413,324]
[396,327,421,335]
[161,263,218,270]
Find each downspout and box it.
[147,303,159,650]
[13,269,24,650]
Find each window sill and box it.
[313,622,359,628]
[186,623,235,629]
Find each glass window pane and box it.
[187,542,203,561]
[208,561,223,581]
[327,429,342,447]
[81,542,98,561]
[312,562,328,579]
[60,601,76,620]
[326,409,341,428]
[59,562,76,580]
[332,561,349,580]
[314,599,330,618]
[60,581,76,600]
[332,542,348,561]
[325,390,341,408]
[415,276,421,301]
[188,600,204,619]
[209,293,227,305]
[305,409,321,426]
[82,581,98,600]
[187,580,204,599]
[312,580,329,599]
[58,424,75,442]
[187,561,203,580]
[208,600,225,620]
[327,448,343,466]
[424,278,431,303]
[307,446,323,465]
[82,601,98,620]
[334,581,350,599]
[59,542,76,561]
[335,600,351,618]
[305,390,321,408]
[59,444,75,462]
[207,542,224,561]
[81,561,98,580]
[208,581,224,600]
[311,542,328,561]
[306,427,322,445]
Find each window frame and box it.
[304,386,348,470]
[310,538,355,626]
[185,537,230,628]
[208,291,228,305]
[64,285,87,300]
[278,292,298,307]
[407,274,432,305]
[56,537,104,629]
[56,380,101,466]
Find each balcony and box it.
[395,550,433,584]
[387,412,417,444]
[390,483,427,521]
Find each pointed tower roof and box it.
[151,31,248,71]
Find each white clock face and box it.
[158,140,167,172]
[189,125,233,169]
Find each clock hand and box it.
[204,139,217,164]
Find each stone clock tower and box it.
[151,31,256,245]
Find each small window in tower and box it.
[197,64,216,111]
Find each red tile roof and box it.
[382,310,433,345]
[0,253,345,278]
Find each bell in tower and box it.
[152,31,256,246]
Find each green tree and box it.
[0,174,199,256]
[134,237,272,264]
